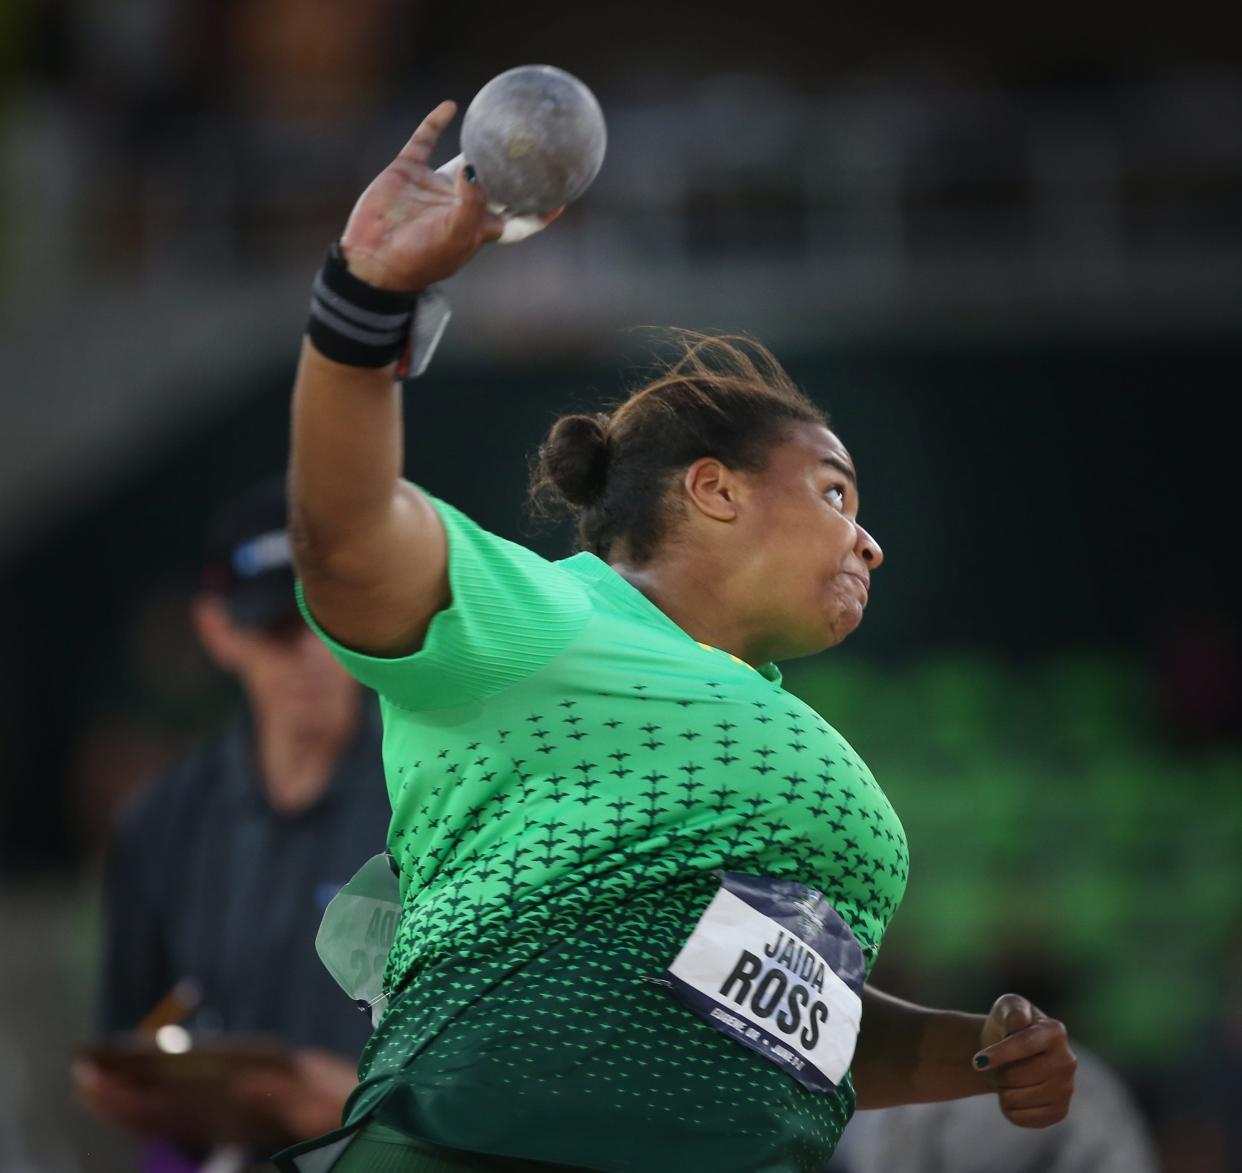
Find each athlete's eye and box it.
[824,485,846,509]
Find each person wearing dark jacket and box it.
[75,481,391,1170]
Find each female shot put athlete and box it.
[276,102,1076,1172]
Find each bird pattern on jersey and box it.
[344,671,907,1173]
[384,691,905,967]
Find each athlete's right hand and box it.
[338,101,505,292]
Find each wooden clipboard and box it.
[77,1033,293,1086]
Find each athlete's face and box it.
[737,423,883,658]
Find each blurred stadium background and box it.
[1,1,1239,1169]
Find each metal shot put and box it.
[433,65,606,245]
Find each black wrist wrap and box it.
[307,243,419,368]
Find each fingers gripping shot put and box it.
[437,65,606,244]
[280,80,1077,1172]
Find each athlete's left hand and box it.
[973,993,1077,1127]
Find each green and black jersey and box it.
[298,495,908,1173]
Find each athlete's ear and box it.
[683,458,739,523]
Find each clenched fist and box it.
[973,992,1077,1127]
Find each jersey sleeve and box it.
[297,493,590,712]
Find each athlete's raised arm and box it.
[289,101,504,657]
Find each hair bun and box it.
[537,413,610,508]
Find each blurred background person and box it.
[73,480,391,1170]
[829,1043,1160,1173]
[826,952,1161,1172]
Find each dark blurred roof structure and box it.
[2,0,1241,559]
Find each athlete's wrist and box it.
[337,242,421,293]
[915,1007,992,1098]
[307,243,419,369]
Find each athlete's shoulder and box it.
[425,492,590,600]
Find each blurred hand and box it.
[73,1059,212,1151]
[228,1047,358,1144]
[339,101,505,291]
[974,993,1077,1127]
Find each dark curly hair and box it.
[529,331,828,564]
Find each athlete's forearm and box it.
[289,100,497,585]
[851,985,990,1108]
[288,339,406,577]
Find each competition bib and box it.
[315,852,401,1026]
[665,872,866,1092]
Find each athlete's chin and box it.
[822,602,864,647]
[781,598,865,657]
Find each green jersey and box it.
[298,495,908,1173]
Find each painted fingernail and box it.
[463,164,477,183]
[973,1054,990,1070]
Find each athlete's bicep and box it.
[298,491,591,712]
[298,482,450,658]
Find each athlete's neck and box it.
[608,554,778,668]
